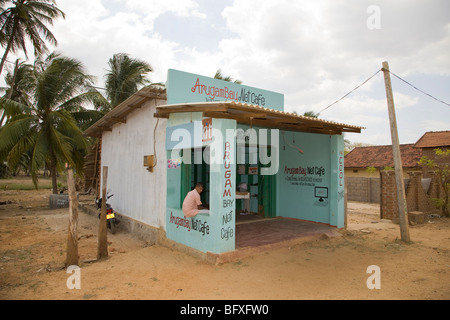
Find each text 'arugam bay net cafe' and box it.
[84,69,364,256]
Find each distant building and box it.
[414,131,450,177]
[344,131,450,204]
[345,130,450,178]
[344,144,422,178]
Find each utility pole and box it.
[66,168,79,266]
[97,166,109,259]
[381,61,410,242]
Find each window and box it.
[180,147,210,207]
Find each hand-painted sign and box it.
[202,118,212,142]
[166,69,284,111]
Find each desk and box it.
[236,191,250,213]
[198,209,210,215]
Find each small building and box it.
[414,131,450,177]
[84,69,363,255]
[344,131,450,204]
[344,144,423,178]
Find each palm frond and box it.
[0,114,35,152]
[4,123,39,169]
[29,129,49,187]
[105,53,153,107]
[0,97,32,125]
[0,0,65,73]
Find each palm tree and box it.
[104,53,153,110]
[291,110,320,118]
[303,111,320,118]
[0,59,33,125]
[214,69,242,84]
[0,0,65,76]
[0,52,104,193]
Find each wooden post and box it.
[97,166,109,259]
[66,168,79,266]
[382,61,410,242]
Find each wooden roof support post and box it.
[382,61,410,243]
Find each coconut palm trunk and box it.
[50,152,58,194]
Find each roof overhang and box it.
[155,101,364,135]
[84,86,167,137]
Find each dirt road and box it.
[0,189,449,300]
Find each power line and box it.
[318,67,450,114]
[4,57,450,109]
[318,69,382,114]
[387,69,450,107]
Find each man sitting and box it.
[182,182,209,218]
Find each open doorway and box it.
[235,144,276,224]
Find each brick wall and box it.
[380,170,443,222]
[346,177,380,203]
[380,171,399,221]
[405,171,432,212]
[421,147,450,178]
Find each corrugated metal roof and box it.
[155,101,364,135]
[84,86,167,137]
[85,87,364,136]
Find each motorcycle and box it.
[96,191,119,234]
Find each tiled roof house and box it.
[345,131,450,178]
[414,131,450,148]
[345,144,422,177]
[414,131,450,174]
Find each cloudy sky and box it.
[4,0,450,145]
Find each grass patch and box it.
[0,176,55,190]
[0,183,53,190]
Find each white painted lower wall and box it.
[100,99,167,230]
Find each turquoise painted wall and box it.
[165,115,346,254]
[166,69,285,111]
[276,131,345,228]
[165,116,236,254]
[329,135,346,228]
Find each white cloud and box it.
[216,0,449,145]
[420,119,450,132]
[50,0,182,84]
[2,0,448,146]
[123,0,207,26]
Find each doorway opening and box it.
[235,144,276,224]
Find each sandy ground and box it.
[0,189,449,300]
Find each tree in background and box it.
[418,148,450,217]
[214,69,242,84]
[0,52,104,193]
[303,111,320,118]
[0,0,65,75]
[291,110,320,118]
[104,53,153,110]
[0,59,33,126]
